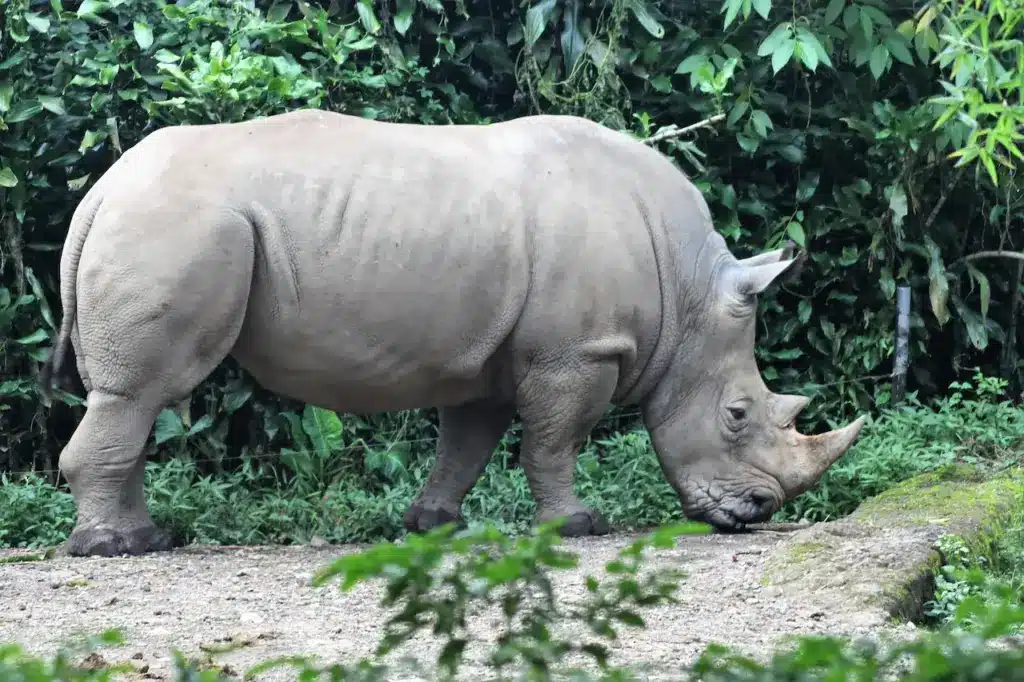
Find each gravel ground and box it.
[0,530,917,681]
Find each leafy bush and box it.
[2,0,1023,488]
[925,510,1024,630]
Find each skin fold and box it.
[39,109,866,557]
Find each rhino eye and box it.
[727,406,747,422]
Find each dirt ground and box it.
[0,529,921,681]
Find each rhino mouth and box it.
[679,480,781,533]
[693,507,757,533]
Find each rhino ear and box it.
[736,247,787,268]
[730,257,801,297]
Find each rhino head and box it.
[641,243,866,531]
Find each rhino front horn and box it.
[784,415,867,498]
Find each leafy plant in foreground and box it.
[286,520,706,680]
[2,518,1024,681]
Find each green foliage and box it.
[2,373,1018,550]
[294,520,705,679]
[1,0,1022,512]
[926,511,1024,630]
[912,0,1024,185]
[3,520,1024,681]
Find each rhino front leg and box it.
[59,392,172,557]
[404,398,515,532]
[516,359,616,537]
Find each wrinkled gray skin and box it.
[40,110,866,557]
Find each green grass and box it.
[2,374,1021,551]
[924,504,1024,631]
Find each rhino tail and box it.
[39,193,103,403]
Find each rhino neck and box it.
[635,230,734,427]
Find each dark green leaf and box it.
[302,405,344,456]
[967,263,991,318]
[885,33,914,65]
[525,0,558,49]
[154,409,184,445]
[880,267,896,299]
[561,0,586,74]
[15,329,48,345]
[394,0,415,35]
[771,38,796,73]
[798,299,812,324]
[355,0,381,34]
[223,386,253,414]
[0,167,17,188]
[869,44,888,79]
[750,109,773,136]
[133,20,154,49]
[887,183,908,227]
[24,268,56,332]
[722,0,743,29]
[956,302,989,350]
[628,0,665,38]
[676,53,708,74]
[76,0,109,18]
[25,12,51,33]
[825,0,845,24]
[796,27,832,70]
[778,144,804,163]
[796,171,820,201]
[926,241,950,325]
[786,221,806,247]
[649,75,672,92]
[37,95,66,115]
[186,414,214,436]
[757,23,792,57]
[5,101,43,124]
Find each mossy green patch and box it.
[759,465,1024,621]
[848,464,1024,550]
[785,540,831,562]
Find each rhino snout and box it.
[678,480,783,532]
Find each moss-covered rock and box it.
[759,466,1024,624]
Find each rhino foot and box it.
[555,509,611,537]
[64,524,174,557]
[403,501,465,533]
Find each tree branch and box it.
[961,250,1024,265]
[924,165,966,233]
[642,113,726,145]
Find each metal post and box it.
[892,285,911,405]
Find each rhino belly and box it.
[228,204,530,414]
[231,306,512,414]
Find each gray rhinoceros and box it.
[40,109,865,557]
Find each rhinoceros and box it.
[39,109,865,557]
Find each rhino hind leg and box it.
[404,398,515,533]
[59,212,254,557]
[516,358,617,537]
[60,392,174,557]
